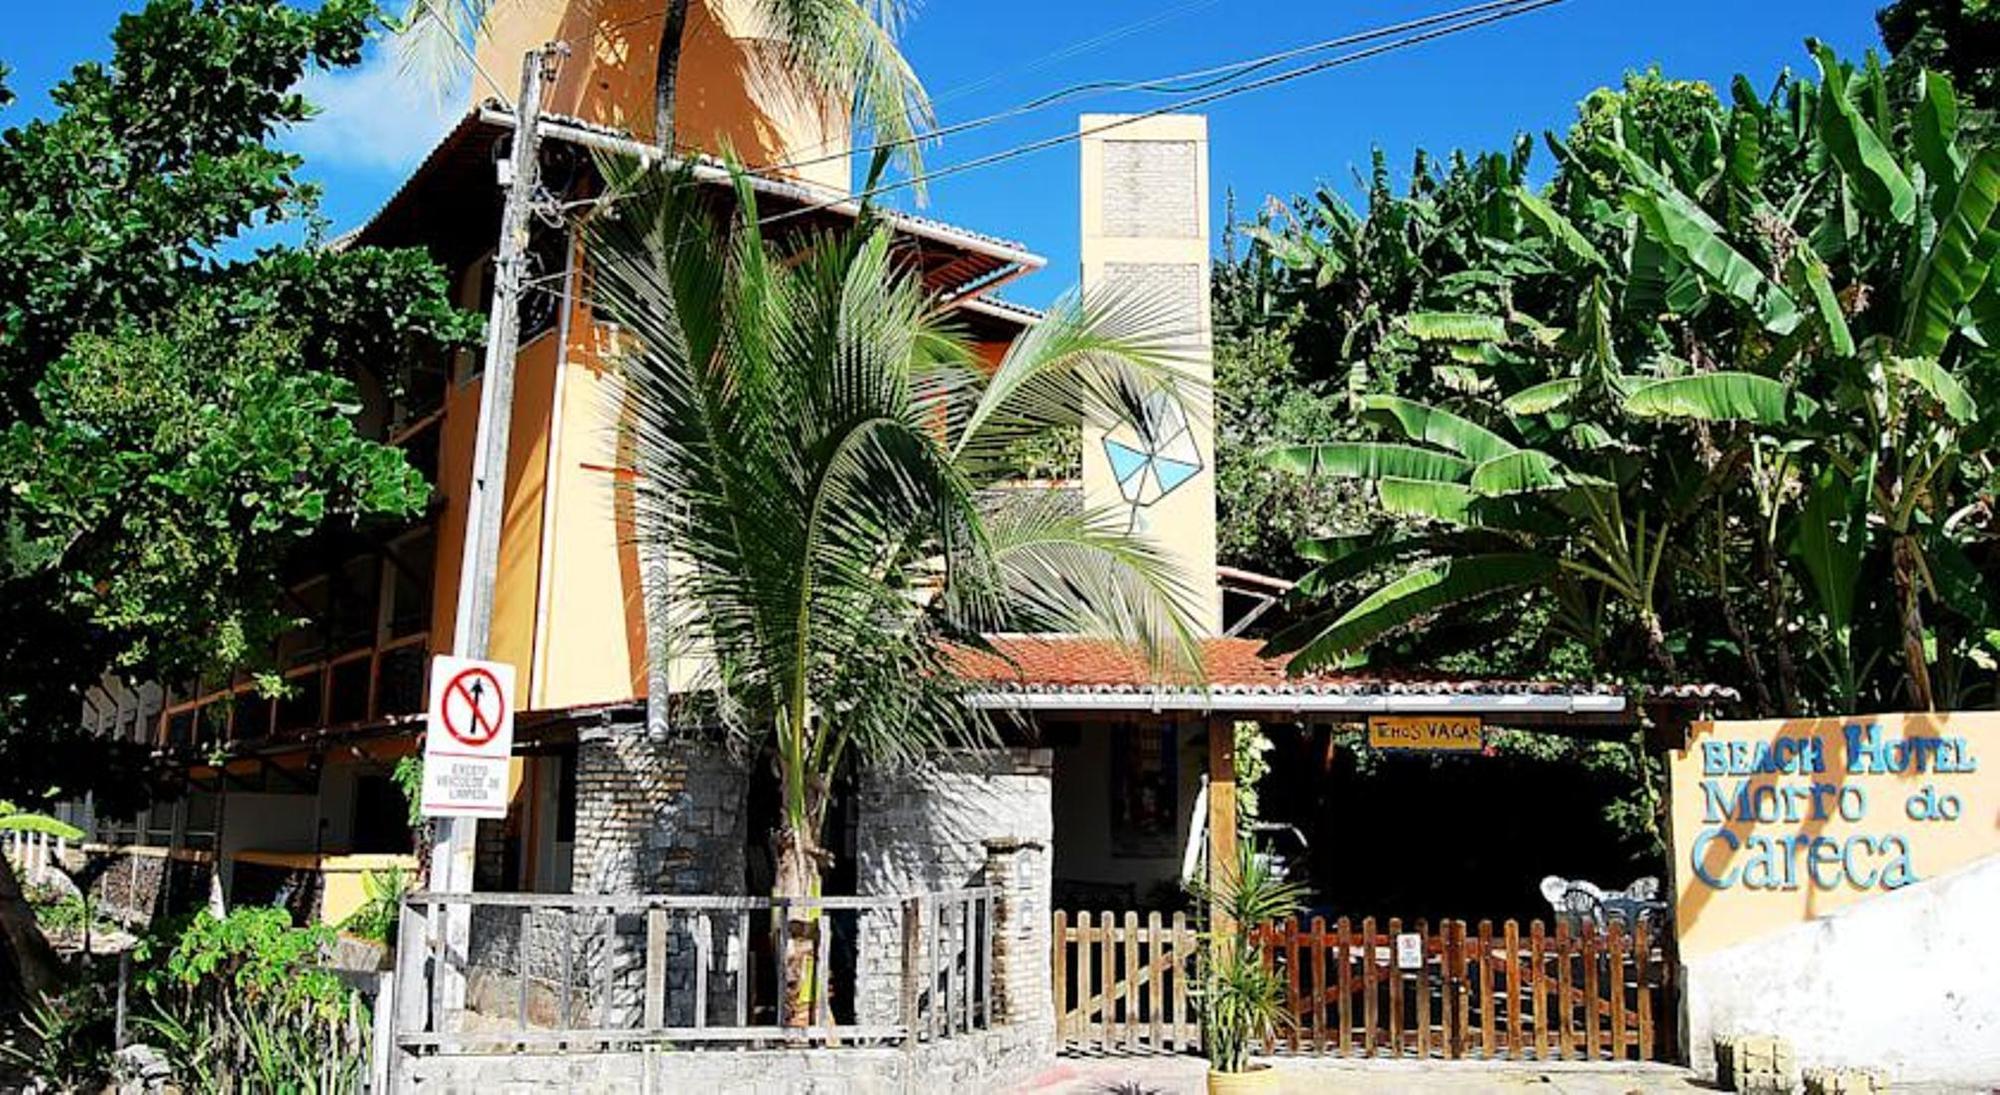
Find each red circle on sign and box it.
[441,667,505,747]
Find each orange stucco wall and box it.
[1668,711,2000,959]
[473,0,850,195]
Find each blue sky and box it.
[7,1,1884,307]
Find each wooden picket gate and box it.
[1052,911,1674,1060]
[1051,910,1202,1053]
[1253,917,1673,1061]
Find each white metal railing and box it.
[2,829,69,887]
[388,889,996,1063]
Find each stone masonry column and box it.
[571,722,748,1027]
[982,836,1052,1028]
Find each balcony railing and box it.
[157,631,429,748]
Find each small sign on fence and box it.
[1368,715,1483,752]
[1395,932,1423,970]
[420,655,517,819]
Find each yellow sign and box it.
[1368,715,1483,752]
[1669,712,2000,959]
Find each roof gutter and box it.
[475,107,1047,271]
[961,691,1629,716]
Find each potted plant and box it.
[1192,844,1306,1094]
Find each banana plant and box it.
[1596,44,2000,709]
[1262,391,1698,677]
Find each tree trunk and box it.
[1892,535,1936,711]
[1641,607,1679,681]
[770,821,827,1028]
[1754,533,1802,715]
[653,0,694,152]
[0,850,65,1002]
[1716,576,1775,715]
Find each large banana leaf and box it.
[1264,553,1558,669]
[1902,148,2000,359]
[1811,40,1917,226]
[1292,530,1512,596]
[1358,395,1517,462]
[1623,372,1794,425]
[1376,478,1566,535]
[0,811,83,841]
[1513,187,1608,270]
[1887,356,1978,423]
[1400,312,1509,343]
[1624,189,1802,335]
[1262,441,1473,482]
[1503,377,1584,414]
[1913,70,1966,199]
[1468,449,1566,495]
[1789,460,1872,705]
[1791,241,1856,357]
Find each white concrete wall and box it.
[1685,851,2000,1085]
[218,791,319,857]
[1049,724,1203,903]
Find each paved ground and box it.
[1013,1056,1720,1095]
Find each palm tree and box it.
[394,0,931,176]
[585,161,1204,1019]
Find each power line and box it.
[758,0,1558,182]
[753,0,1569,230]
[528,0,1566,277]
[924,0,1228,109]
[578,0,1528,181]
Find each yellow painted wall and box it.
[531,318,650,709]
[1077,114,1222,635]
[472,0,850,195]
[1669,711,2000,959]
[429,329,561,705]
[232,850,418,927]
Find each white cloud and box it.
[289,47,461,176]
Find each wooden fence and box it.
[1053,912,1674,1061]
[1052,910,1201,1053]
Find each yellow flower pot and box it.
[1207,1065,1280,1095]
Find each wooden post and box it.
[900,897,923,1046]
[644,908,667,1029]
[1207,718,1238,933]
[1052,910,1069,1048]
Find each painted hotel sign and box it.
[1668,712,1999,958]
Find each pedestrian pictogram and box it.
[422,655,517,819]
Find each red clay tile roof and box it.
[949,635,1736,705]
[950,636,1285,689]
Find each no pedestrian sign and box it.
[421,655,517,819]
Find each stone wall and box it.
[62,846,213,927]
[852,749,1054,1040]
[1684,852,2000,1085]
[571,728,749,897]
[397,1015,1054,1094]
[548,726,750,1027]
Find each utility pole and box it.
[430,40,565,1004]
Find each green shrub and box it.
[131,907,370,1093]
[0,982,115,1090]
[339,865,409,947]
